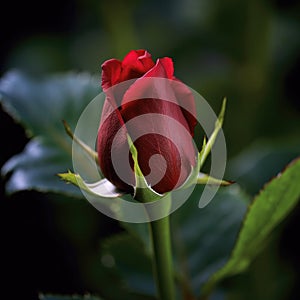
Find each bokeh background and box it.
[1,0,300,299]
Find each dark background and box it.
[1,0,300,299]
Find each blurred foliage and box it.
[1,0,300,299]
[39,295,103,300]
[2,0,300,155]
[0,71,100,196]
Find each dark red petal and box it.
[133,133,182,193]
[121,61,197,137]
[98,97,196,194]
[97,100,134,192]
[148,58,196,135]
[121,98,196,193]
[101,59,122,91]
[172,78,197,135]
[121,58,176,108]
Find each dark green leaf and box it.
[0,71,100,196]
[202,157,300,295]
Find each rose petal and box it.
[101,59,122,91]
[144,57,174,79]
[120,50,155,82]
[98,50,198,194]
[97,102,134,192]
[121,58,176,108]
[172,79,197,135]
[121,98,196,193]
[122,50,155,73]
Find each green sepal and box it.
[62,120,99,164]
[197,173,234,186]
[196,98,231,187]
[58,170,85,189]
[58,170,123,198]
[198,136,207,167]
[127,134,163,203]
[199,98,226,169]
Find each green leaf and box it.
[0,71,100,196]
[202,157,300,295]
[39,295,103,300]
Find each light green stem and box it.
[150,216,175,300]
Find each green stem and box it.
[149,216,175,300]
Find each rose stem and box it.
[149,215,175,300]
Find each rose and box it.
[97,49,197,194]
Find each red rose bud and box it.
[97,50,197,194]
